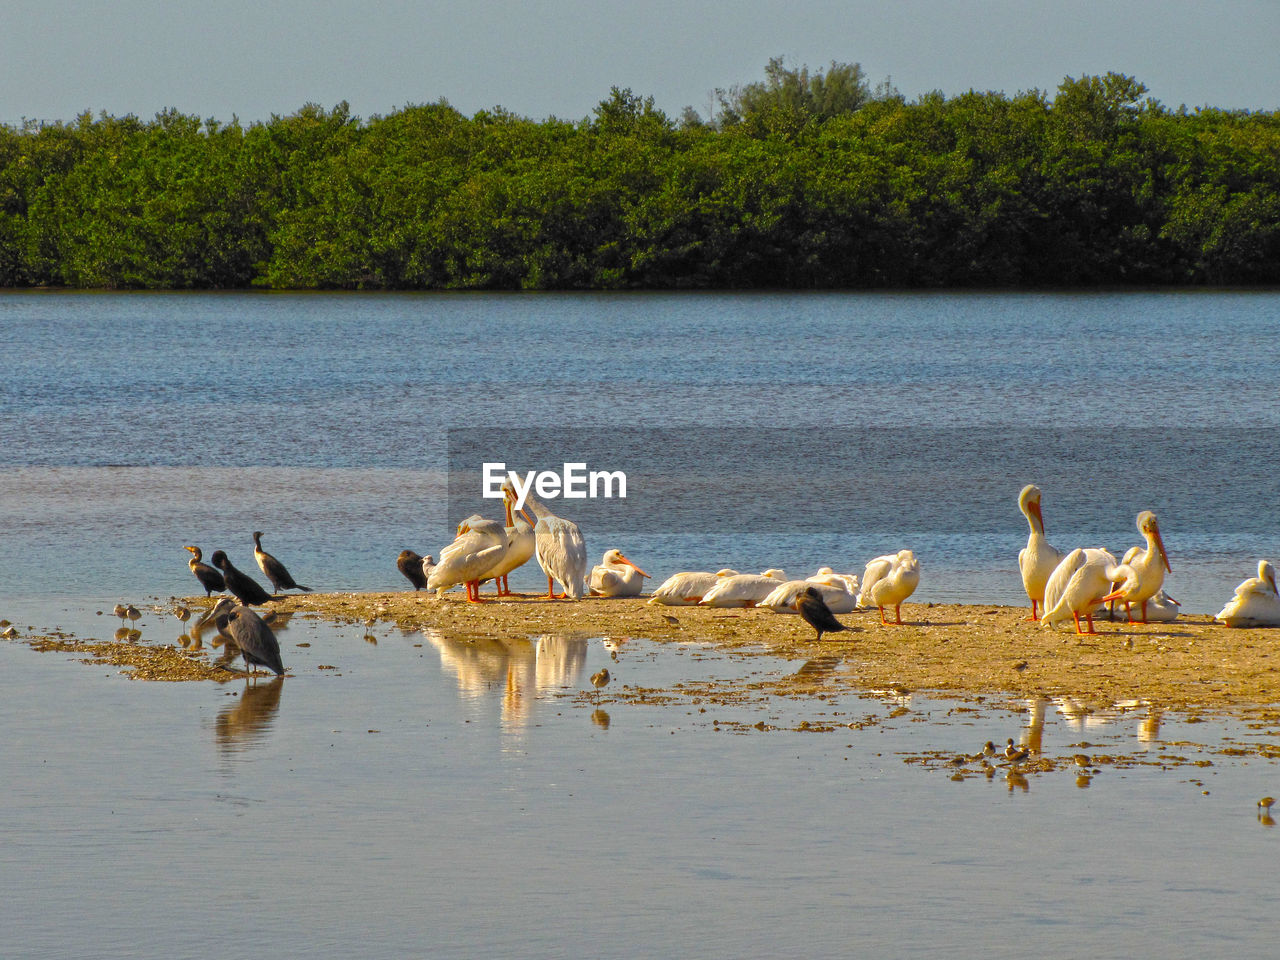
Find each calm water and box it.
[3,291,1280,957]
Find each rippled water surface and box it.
[3,291,1280,957]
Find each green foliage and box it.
[1,65,1278,289]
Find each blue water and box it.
[3,289,1277,611]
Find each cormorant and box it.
[397,550,429,590]
[796,586,849,642]
[210,550,274,605]
[184,546,226,596]
[253,531,311,593]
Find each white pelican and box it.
[1097,588,1180,623]
[1099,511,1172,623]
[518,486,587,599]
[699,570,788,608]
[758,579,857,614]
[807,567,860,596]
[1017,484,1062,621]
[1041,547,1120,634]
[480,485,536,597]
[647,569,738,606]
[589,549,650,597]
[1216,560,1280,627]
[427,517,509,603]
[856,550,920,625]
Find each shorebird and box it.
[113,603,129,626]
[1017,484,1062,621]
[590,667,610,702]
[209,551,275,606]
[253,532,311,594]
[125,605,142,633]
[183,546,225,596]
[795,586,850,642]
[174,605,191,625]
[1004,739,1030,763]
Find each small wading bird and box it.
[397,550,430,591]
[206,597,284,678]
[589,549,650,598]
[184,546,226,596]
[1099,511,1171,624]
[857,550,920,625]
[1017,484,1062,621]
[113,603,129,626]
[795,586,850,642]
[210,550,275,606]
[590,667,610,702]
[1004,739,1030,763]
[1216,560,1280,627]
[253,531,311,594]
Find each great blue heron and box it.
[209,550,274,605]
[184,546,226,596]
[253,532,311,594]
[207,597,285,677]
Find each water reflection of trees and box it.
[215,677,284,753]
[424,629,589,728]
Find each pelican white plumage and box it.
[517,485,587,600]
[1041,547,1120,634]
[1100,511,1172,623]
[758,579,857,615]
[1216,560,1280,627]
[699,570,788,608]
[589,549,650,597]
[479,485,536,597]
[427,517,509,603]
[807,567,860,596]
[856,550,920,625]
[1017,484,1062,621]
[647,569,739,606]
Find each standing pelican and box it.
[397,550,430,590]
[1216,560,1280,627]
[480,486,537,597]
[1040,547,1120,634]
[207,597,284,677]
[210,550,275,605]
[795,586,850,642]
[253,532,311,594]
[589,549,650,598]
[1099,511,1171,623]
[1017,485,1062,621]
[857,550,920,625]
[427,518,509,603]
[184,545,225,596]
[516,484,587,600]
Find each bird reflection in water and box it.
[591,708,611,730]
[424,628,589,731]
[793,656,841,680]
[215,677,284,754]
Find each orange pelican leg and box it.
[879,606,889,626]
[1140,600,1149,624]
[1072,612,1084,635]
[1024,599,1039,622]
[1085,611,1097,634]
[894,604,904,625]
[546,574,556,599]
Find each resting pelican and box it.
[758,579,857,614]
[589,549,650,597]
[647,569,738,606]
[1099,511,1171,623]
[857,550,920,625]
[481,484,536,597]
[397,550,429,590]
[184,545,225,596]
[210,550,274,605]
[1216,560,1280,627]
[699,570,788,608]
[1041,547,1120,634]
[1017,485,1062,621]
[428,516,509,603]
[207,597,284,677]
[253,532,311,593]
[519,487,587,600]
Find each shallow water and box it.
[4,291,1280,956]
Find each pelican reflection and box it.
[424,629,589,730]
[215,677,284,754]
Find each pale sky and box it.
[3,0,1277,127]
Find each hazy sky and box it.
[3,0,1277,127]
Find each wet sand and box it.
[12,592,1280,719]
